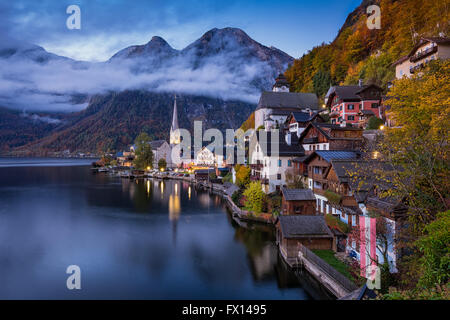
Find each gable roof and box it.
[281,187,316,201]
[298,122,363,143]
[255,130,305,157]
[257,92,319,110]
[325,84,383,103]
[303,150,359,164]
[149,140,167,149]
[278,215,333,239]
[287,111,322,124]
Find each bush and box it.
[243,182,266,214]
[366,116,384,130]
[324,190,342,205]
[325,213,350,234]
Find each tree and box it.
[313,70,332,98]
[235,164,251,188]
[133,132,154,170]
[285,168,305,189]
[416,210,450,289]
[366,116,384,130]
[158,158,167,171]
[243,182,266,214]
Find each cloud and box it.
[0,40,278,112]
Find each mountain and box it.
[285,0,449,97]
[109,36,178,61]
[12,91,255,155]
[1,27,294,155]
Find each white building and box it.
[249,130,303,193]
[254,74,319,130]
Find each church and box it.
[254,74,319,130]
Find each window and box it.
[278,159,282,167]
[348,104,354,110]
[339,105,342,111]
[287,160,292,167]
[277,174,282,180]
[372,103,379,108]
[347,115,355,121]
[317,145,321,150]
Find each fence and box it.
[298,244,358,293]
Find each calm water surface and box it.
[0,158,328,299]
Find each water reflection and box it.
[0,162,326,299]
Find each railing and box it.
[410,45,437,62]
[298,244,358,293]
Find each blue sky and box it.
[1,0,362,61]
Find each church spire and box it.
[170,95,180,145]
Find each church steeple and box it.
[170,95,180,145]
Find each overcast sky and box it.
[1,0,362,61]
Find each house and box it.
[249,130,304,193]
[325,82,384,126]
[194,169,215,181]
[277,215,334,262]
[393,36,450,79]
[149,140,172,168]
[254,74,319,129]
[302,151,359,214]
[116,151,134,167]
[281,187,316,215]
[284,110,324,137]
[298,122,364,155]
[195,146,216,166]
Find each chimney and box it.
[358,79,363,87]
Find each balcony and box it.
[410,45,437,63]
[329,111,340,118]
[250,163,263,170]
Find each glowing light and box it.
[175,183,178,195]
[322,104,326,108]
[160,168,165,172]
[379,125,385,130]
[146,166,150,171]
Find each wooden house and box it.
[277,215,334,262]
[281,187,316,215]
[298,122,364,155]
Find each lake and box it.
[0,158,329,299]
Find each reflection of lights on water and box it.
[168,194,181,221]
[188,186,191,200]
[160,181,164,198]
[147,180,150,195]
[175,183,178,195]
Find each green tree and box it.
[366,116,384,130]
[416,211,450,289]
[133,132,154,170]
[312,70,332,97]
[158,158,167,171]
[243,182,266,214]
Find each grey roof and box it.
[289,111,320,123]
[314,150,359,162]
[170,96,179,131]
[149,140,167,149]
[278,215,333,239]
[281,187,316,201]
[257,92,319,110]
[223,183,240,197]
[325,84,383,101]
[255,130,304,157]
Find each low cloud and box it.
[0,34,284,112]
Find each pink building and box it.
[325,82,383,126]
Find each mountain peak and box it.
[109,35,176,61]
